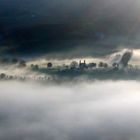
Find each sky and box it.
[0,0,140,58]
[0,1,140,140]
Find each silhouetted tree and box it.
[70,61,78,69]
[0,73,6,79]
[47,62,53,68]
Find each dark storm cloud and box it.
[1,0,140,57]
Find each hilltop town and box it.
[0,49,139,81]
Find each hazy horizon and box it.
[0,0,140,139]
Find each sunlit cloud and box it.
[130,49,140,65]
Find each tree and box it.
[19,60,26,67]
[70,61,78,68]
[98,62,104,67]
[47,62,53,68]
[0,73,6,79]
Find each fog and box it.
[0,80,140,140]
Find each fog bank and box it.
[0,80,140,140]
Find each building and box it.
[79,60,87,69]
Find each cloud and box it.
[1,0,140,57]
[0,80,140,140]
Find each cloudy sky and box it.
[0,1,140,140]
[0,0,140,58]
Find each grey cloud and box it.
[1,0,140,57]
